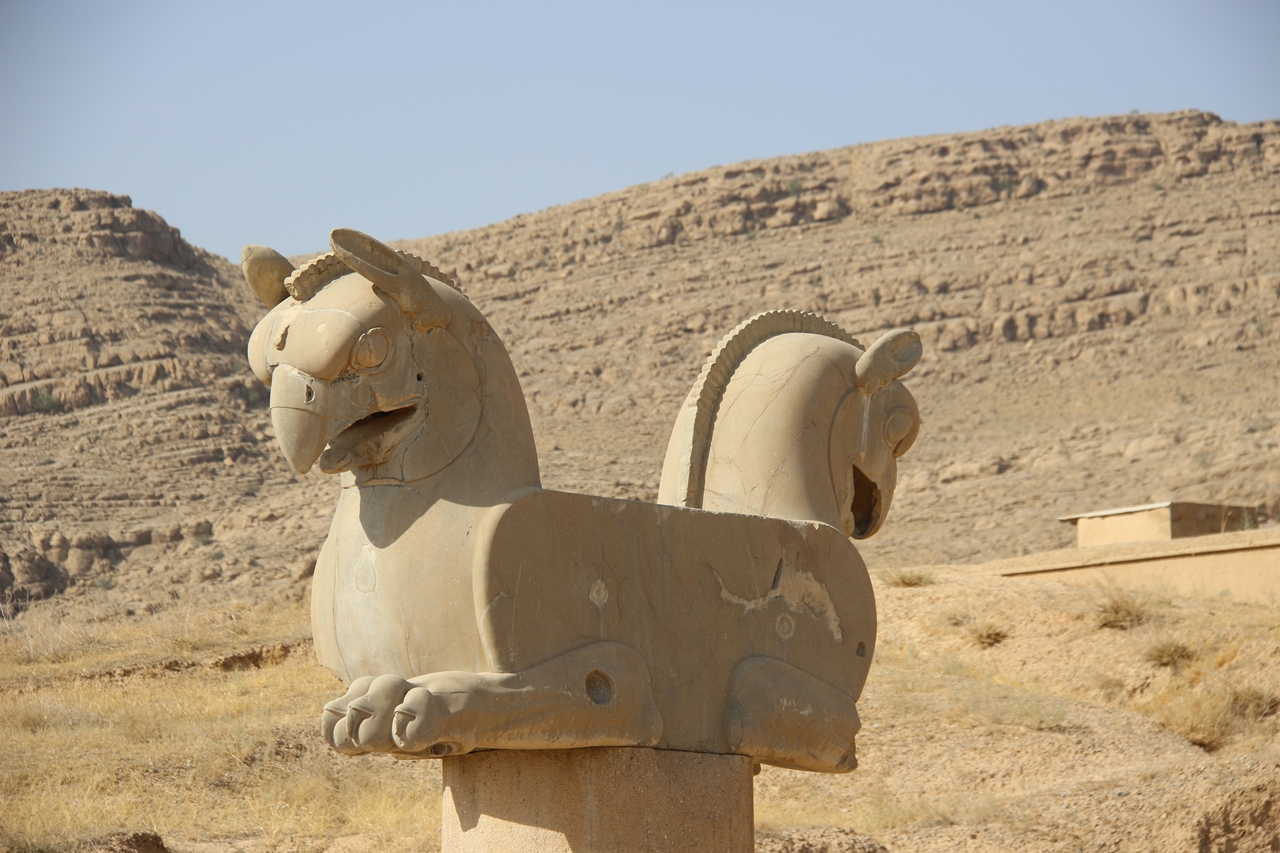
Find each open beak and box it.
[269,364,422,475]
[269,365,356,474]
[848,464,884,540]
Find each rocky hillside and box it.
[2,108,1280,853]
[395,108,1280,568]
[2,108,1278,615]
[0,190,315,609]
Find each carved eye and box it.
[885,409,917,455]
[352,328,392,372]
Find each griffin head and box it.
[243,229,480,482]
[832,328,922,540]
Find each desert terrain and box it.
[2,108,1279,852]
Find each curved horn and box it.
[241,245,295,308]
[855,328,922,395]
[329,228,451,331]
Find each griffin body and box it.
[244,230,921,773]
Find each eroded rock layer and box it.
[2,109,1279,610]
[0,190,310,607]
[393,109,1280,568]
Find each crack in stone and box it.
[713,557,843,641]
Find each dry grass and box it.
[1144,681,1280,751]
[0,593,443,851]
[756,788,1002,834]
[754,764,1004,836]
[1144,640,1194,669]
[968,622,1009,648]
[0,654,442,850]
[1095,588,1150,630]
[4,560,1278,849]
[1148,684,1235,750]
[879,567,935,588]
[954,676,1068,730]
[1229,686,1280,721]
[0,593,311,682]
[934,603,1007,648]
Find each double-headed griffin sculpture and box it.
[243,229,921,774]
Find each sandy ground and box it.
[3,108,1280,851]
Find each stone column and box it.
[442,747,755,853]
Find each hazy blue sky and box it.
[2,1,1278,261]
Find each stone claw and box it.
[392,686,468,755]
[344,703,373,745]
[391,706,417,750]
[321,642,662,759]
[320,674,415,755]
[322,675,375,755]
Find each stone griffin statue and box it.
[243,229,920,775]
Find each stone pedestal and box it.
[442,747,754,853]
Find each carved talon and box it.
[344,704,373,746]
[391,707,417,750]
[392,686,468,755]
[322,675,375,755]
[344,674,415,753]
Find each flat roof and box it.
[1058,502,1173,523]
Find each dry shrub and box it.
[1230,687,1280,721]
[937,605,1006,647]
[1151,686,1234,750]
[1145,640,1194,669]
[1148,682,1280,751]
[879,567,935,588]
[969,623,1009,648]
[1096,588,1149,630]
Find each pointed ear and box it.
[241,245,294,307]
[329,228,451,330]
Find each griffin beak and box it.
[269,365,356,475]
[273,407,334,474]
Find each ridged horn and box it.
[241,245,295,308]
[855,328,922,395]
[329,228,451,331]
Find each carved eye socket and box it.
[352,328,393,371]
[885,408,917,456]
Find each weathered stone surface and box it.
[442,748,754,853]
[247,230,919,773]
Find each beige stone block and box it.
[1065,502,1258,547]
[993,528,1280,606]
[442,748,754,853]
[1076,507,1172,547]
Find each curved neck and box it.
[698,334,858,529]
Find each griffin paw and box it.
[321,673,415,754]
[392,686,475,756]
